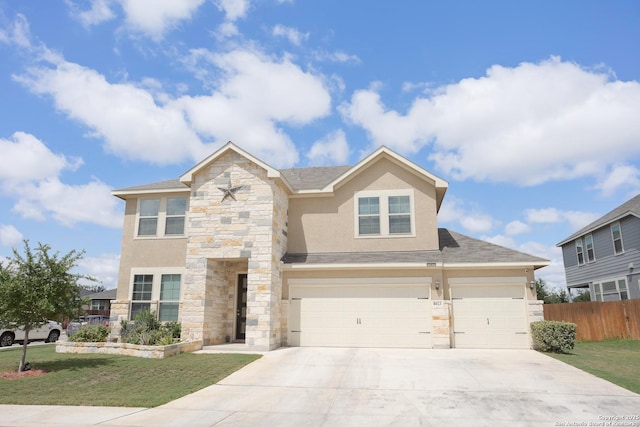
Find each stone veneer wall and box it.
[182,151,288,350]
[280,299,289,346]
[431,300,451,349]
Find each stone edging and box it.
[56,340,203,359]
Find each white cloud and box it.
[66,0,116,28]
[272,24,309,46]
[438,195,495,233]
[0,13,33,48]
[215,0,249,21]
[0,132,122,228]
[505,220,531,236]
[307,130,350,166]
[78,253,120,289]
[0,132,81,182]
[595,164,640,197]
[314,50,360,64]
[0,225,23,247]
[525,208,598,231]
[341,57,640,187]
[14,178,122,228]
[175,48,331,167]
[15,59,207,166]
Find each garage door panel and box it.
[451,287,529,349]
[291,285,432,349]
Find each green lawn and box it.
[0,345,260,407]
[545,339,640,394]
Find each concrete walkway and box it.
[2,347,639,426]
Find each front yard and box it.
[545,339,640,394]
[0,345,260,407]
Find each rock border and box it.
[56,340,203,359]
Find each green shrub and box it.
[531,320,577,353]
[69,325,109,342]
[119,310,181,346]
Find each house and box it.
[84,289,117,315]
[557,193,640,301]
[110,142,549,351]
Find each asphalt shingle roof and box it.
[115,179,189,193]
[282,228,548,266]
[557,193,640,246]
[85,289,117,300]
[279,166,351,191]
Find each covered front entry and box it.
[451,284,529,349]
[288,279,433,348]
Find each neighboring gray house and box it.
[557,193,640,301]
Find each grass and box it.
[545,339,640,394]
[0,344,260,407]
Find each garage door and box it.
[451,285,529,349]
[289,282,432,348]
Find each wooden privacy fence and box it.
[543,300,640,341]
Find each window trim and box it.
[129,268,184,321]
[135,196,188,239]
[610,222,625,255]
[575,238,585,266]
[592,277,628,301]
[354,189,416,238]
[584,234,596,263]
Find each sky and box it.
[1,1,639,291]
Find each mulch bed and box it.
[0,369,48,380]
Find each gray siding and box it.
[562,215,640,299]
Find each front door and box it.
[235,274,248,340]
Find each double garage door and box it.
[289,281,432,349]
[451,284,529,349]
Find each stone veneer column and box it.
[431,300,452,348]
[108,301,130,342]
[181,151,287,350]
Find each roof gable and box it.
[557,193,640,246]
[179,141,291,190]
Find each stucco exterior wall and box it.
[287,157,439,253]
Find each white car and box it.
[0,320,62,347]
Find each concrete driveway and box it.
[3,347,640,426]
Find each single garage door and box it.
[289,282,432,348]
[451,284,529,349]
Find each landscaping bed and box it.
[56,339,202,359]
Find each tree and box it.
[535,278,570,304]
[572,290,591,302]
[0,241,93,372]
[84,284,106,294]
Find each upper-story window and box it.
[575,239,585,265]
[136,197,187,238]
[611,222,624,255]
[584,234,595,262]
[355,190,415,238]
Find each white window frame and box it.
[592,277,628,302]
[610,222,624,255]
[354,189,416,238]
[129,268,185,321]
[575,238,585,266]
[135,196,188,239]
[584,234,596,263]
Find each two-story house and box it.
[557,193,640,301]
[111,143,548,351]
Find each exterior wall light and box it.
[529,280,535,290]
[435,280,440,290]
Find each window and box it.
[159,274,181,322]
[575,239,585,265]
[131,274,153,319]
[388,195,411,234]
[90,300,107,311]
[584,234,595,262]
[165,198,186,235]
[138,199,159,236]
[137,197,187,238]
[358,197,380,235]
[611,222,624,255]
[355,190,415,237]
[593,278,628,301]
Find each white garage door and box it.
[289,282,432,348]
[451,285,529,349]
